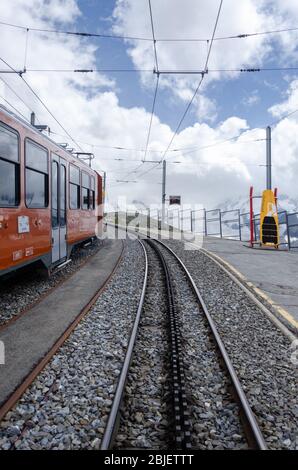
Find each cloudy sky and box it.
[1,0,298,210]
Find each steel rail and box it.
[153,238,268,451]
[0,241,125,422]
[145,239,191,449]
[100,239,148,450]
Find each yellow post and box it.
[260,189,279,248]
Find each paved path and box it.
[203,237,298,330]
[0,239,123,406]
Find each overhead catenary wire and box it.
[23,28,29,70]
[0,94,30,121]
[3,66,298,75]
[0,75,40,121]
[1,19,298,43]
[148,0,159,72]
[136,0,224,181]
[2,10,298,190]
[122,73,160,178]
[161,0,224,161]
[0,55,84,152]
[144,73,160,161]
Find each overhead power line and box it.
[3,66,298,75]
[144,73,159,161]
[135,0,223,181]
[0,75,40,120]
[160,0,224,163]
[148,0,159,72]
[1,19,298,43]
[0,94,29,121]
[0,56,83,151]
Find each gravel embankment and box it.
[115,243,171,449]
[155,241,247,450]
[0,240,145,450]
[0,240,103,327]
[163,239,298,450]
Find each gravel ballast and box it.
[163,239,298,450]
[115,243,171,449]
[154,241,247,450]
[0,240,103,327]
[0,240,145,450]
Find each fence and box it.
[153,206,298,250]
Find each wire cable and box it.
[23,28,29,70]
[0,75,40,121]
[144,73,159,161]
[3,66,298,74]
[143,0,224,177]
[0,56,83,151]
[1,19,298,42]
[0,94,30,121]
[148,0,159,72]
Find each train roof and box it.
[0,104,93,171]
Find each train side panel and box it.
[0,106,103,277]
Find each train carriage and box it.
[0,105,103,277]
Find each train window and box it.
[0,160,19,206]
[60,165,66,226]
[82,187,89,210]
[90,176,95,191]
[90,176,95,210]
[0,123,19,162]
[69,164,80,209]
[26,140,48,173]
[25,140,49,208]
[51,161,58,227]
[89,190,95,210]
[82,172,90,189]
[82,171,90,210]
[0,123,20,207]
[70,165,80,185]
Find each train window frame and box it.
[0,121,20,208]
[81,171,90,211]
[60,163,67,226]
[51,160,59,228]
[90,175,95,210]
[24,138,49,209]
[69,163,81,210]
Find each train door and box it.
[51,155,67,264]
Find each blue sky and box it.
[1,0,298,208]
[74,0,295,132]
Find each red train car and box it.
[0,105,103,277]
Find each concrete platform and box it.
[0,239,123,406]
[202,237,298,331]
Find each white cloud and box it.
[111,0,279,100]
[269,79,298,121]
[0,0,297,212]
[241,90,260,107]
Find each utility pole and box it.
[266,126,272,190]
[161,160,166,226]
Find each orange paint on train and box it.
[0,106,103,276]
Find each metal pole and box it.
[266,126,272,190]
[219,210,223,238]
[102,171,106,205]
[238,209,242,241]
[161,160,166,226]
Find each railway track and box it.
[2,230,292,450]
[0,240,125,425]
[101,238,267,450]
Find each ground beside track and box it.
[0,239,122,408]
